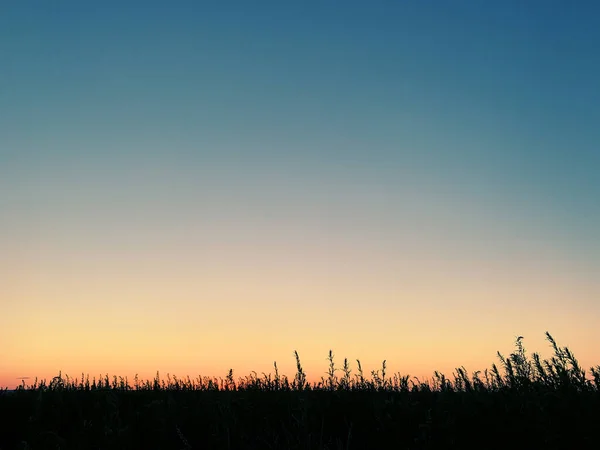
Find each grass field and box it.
[1,332,599,449]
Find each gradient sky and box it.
[2,0,599,389]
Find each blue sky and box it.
[1,1,599,387]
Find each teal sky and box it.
[1,1,599,387]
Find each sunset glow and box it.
[2,1,599,390]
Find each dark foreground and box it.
[2,333,599,449]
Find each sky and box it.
[1,0,599,389]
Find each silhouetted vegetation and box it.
[1,332,599,449]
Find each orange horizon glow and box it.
[3,329,599,390]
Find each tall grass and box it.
[3,332,598,393]
[1,332,599,450]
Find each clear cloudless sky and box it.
[1,0,599,389]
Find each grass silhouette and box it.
[1,332,599,449]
